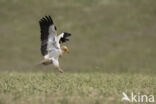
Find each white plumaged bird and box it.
[39,16,71,73]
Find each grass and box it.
[0,0,156,103]
[0,72,155,104]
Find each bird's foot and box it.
[59,69,64,73]
[57,68,64,73]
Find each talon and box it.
[59,69,64,73]
[56,67,64,73]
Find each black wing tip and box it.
[63,32,72,37]
[39,15,53,25]
[59,32,72,43]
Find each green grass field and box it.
[0,0,156,104]
[0,73,155,104]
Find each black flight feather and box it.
[39,16,54,56]
[59,32,71,43]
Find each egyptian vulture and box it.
[39,16,71,73]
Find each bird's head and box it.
[61,46,69,53]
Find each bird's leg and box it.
[56,66,64,73]
[51,58,64,73]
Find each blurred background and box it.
[0,0,156,74]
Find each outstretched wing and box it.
[57,32,71,44]
[39,16,57,56]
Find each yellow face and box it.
[64,47,69,52]
[62,46,69,53]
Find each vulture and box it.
[39,16,71,73]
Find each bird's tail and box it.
[39,59,52,65]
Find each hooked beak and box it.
[65,48,69,53]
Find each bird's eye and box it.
[54,26,57,30]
